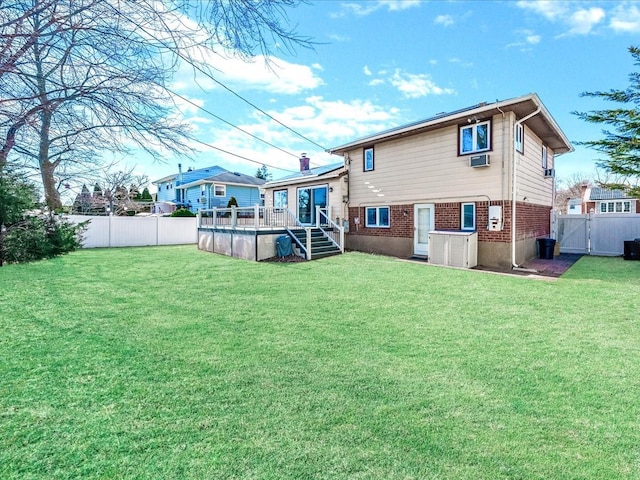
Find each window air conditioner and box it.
[199,197,207,204]
[544,168,555,177]
[469,154,489,168]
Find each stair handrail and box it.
[282,208,312,259]
[316,206,345,253]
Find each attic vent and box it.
[544,168,555,178]
[469,154,490,168]
[233,172,241,176]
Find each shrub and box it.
[170,208,196,217]
[2,214,86,265]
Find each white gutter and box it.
[512,105,541,269]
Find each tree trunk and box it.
[40,160,62,210]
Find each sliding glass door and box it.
[297,186,327,225]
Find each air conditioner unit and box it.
[544,168,555,177]
[199,197,207,204]
[469,154,490,168]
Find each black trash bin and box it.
[623,239,640,260]
[537,238,556,259]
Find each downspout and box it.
[511,106,541,269]
[496,104,506,230]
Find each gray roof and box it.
[589,187,632,201]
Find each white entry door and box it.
[414,204,435,256]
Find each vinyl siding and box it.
[263,176,347,223]
[516,127,555,206]
[347,114,510,206]
[184,184,262,212]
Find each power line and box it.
[190,137,298,173]
[166,86,300,160]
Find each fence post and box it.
[254,204,260,229]
[232,206,237,228]
[212,208,217,227]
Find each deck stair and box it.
[287,228,342,259]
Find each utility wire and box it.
[166,86,300,160]
[190,137,297,173]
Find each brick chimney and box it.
[299,153,310,173]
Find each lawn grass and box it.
[1,246,639,479]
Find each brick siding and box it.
[348,201,550,243]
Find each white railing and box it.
[316,206,345,253]
[198,205,344,260]
[198,206,305,230]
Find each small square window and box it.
[365,206,390,228]
[461,203,476,230]
[214,184,226,197]
[364,147,374,172]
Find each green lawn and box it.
[1,246,639,479]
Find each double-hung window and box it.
[365,206,390,228]
[214,184,226,197]
[461,203,476,230]
[460,120,490,154]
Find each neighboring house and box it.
[567,197,583,215]
[152,164,264,214]
[586,186,639,214]
[262,156,348,227]
[326,93,573,268]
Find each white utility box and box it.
[428,231,478,269]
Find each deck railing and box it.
[198,206,303,230]
[198,205,344,259]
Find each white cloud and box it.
[198,96,403,172]
[363,65,373,76]
[516,1,568,21]
[389,70,455,98]
[171,50,323,96]
[610,4,640,33]
[516,1,605,36]
[506,29,541,49]
[567,7,606,35]
[369,78,385,86]
[435,14,454,27]
[338,0,420,17]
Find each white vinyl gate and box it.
[556,213,640,256]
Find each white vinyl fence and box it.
[556,213,640,256]
[66,215,197,248]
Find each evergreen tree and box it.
[574,45,640,193]
[255,165,272,181]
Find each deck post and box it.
[254,204,260,229]
[306,227,312,260]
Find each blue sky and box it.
[138,0,640,189]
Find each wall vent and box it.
[544,168,555,177]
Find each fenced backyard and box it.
[1,247,639,479]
